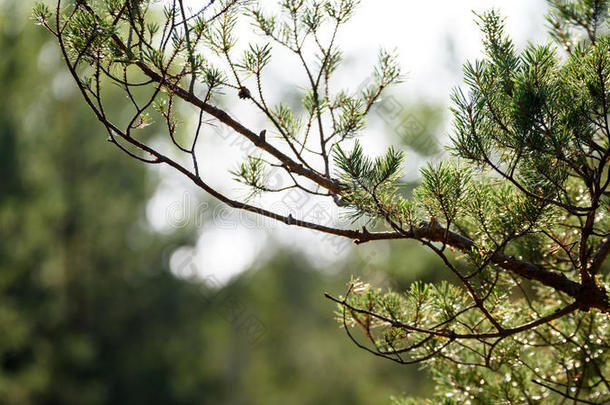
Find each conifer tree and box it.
[34,0,610,402]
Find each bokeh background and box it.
[0,0,545,404]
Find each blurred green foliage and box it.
[0,1,439,403]
[392,103,445,158]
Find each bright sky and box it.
[148,0,548,285]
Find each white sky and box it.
[149,0,548,285]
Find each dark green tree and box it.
[34,0,610,402]
[0,3,209,403]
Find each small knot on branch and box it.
[333,194,347,207]
[238,86,251,99]
[253,129,266,146]
[575,282,610,312]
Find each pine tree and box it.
[34,0,610,402]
